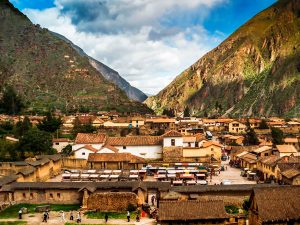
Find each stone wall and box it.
[87,192,138,212]
[163,147,183,162]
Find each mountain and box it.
[145,0,300,118]
[0,0,151,114]
[51,32,148,102]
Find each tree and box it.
[271,127,284,145]
[162,108,175,117]
[0,121,14,136]
[14,116,32,138]
[72,117,96,136]
[19,128,54,156]
[0,86,24,115]
[183,107,190,117]
[37,111,62,133]
[243,119,259,145]
[61,144,73,156]
[258,119,269,129]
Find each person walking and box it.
[70,211,74,221]
[136,214,140,222]
[61,211,66,222]
[18,209,22,219]
[42,211,48,222]
[104,213,108,223]
[76,211,81,223]
[127,211,130,222]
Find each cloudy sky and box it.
[12,0,276,95]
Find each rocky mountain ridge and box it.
[145,0,300,117]
[0,0,151,114]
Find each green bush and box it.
[127,203,137,212]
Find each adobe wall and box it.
[13,189,82,204]
[87,192,138,212]
[62,158,87,169]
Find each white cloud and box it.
[23,0,225,95]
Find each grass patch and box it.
[0,222,27,225]
[85,211,137,219]
[0,204,80,219]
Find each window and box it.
[171,139,175,146]
[211,148,214,151]
[57,193,61,198]
[188,142,191,147]
[123,146,126,149]
[30,193,33,199]
[82,152,85,155]
[22,193,26,199]
[55,142,59,145]
[49,193,53,199]
[195,142,199,147]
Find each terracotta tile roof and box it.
[252,146,272,154]
[76,145,98,153]
[252,186,300,222]
[159,200,228,221]
[75,133,107,144]
[99,144,119,153]
[88,153,145,163]
[240,153,258,164]
[259,140,273,146]
[183,136,196,142]
[195,133,205,142]
[281,168,300,179]
[145,118,176,123]
[77,116,93,124]
[275,145,297,153]
[259,155,281,167]
[162,130,183,137]
[107,136,162,146]
[202,141,222,148]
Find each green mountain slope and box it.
[145,0,300,117]
[0,0,151,114]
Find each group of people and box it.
[40,210,82,223]
[104,211,139,223]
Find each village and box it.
[0,113,299,225]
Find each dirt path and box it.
[0,212,156,225]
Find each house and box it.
[52,138,72,153]
[106,136,163,159]
[284,137,299,151]
[238,152,258,170]
[201,141,223,161]
[251,146,273,158]
[144,118,176,131]
[281,168,300,185]
[131,117,145,128]
[158,200,229,225]
[228,121,246,134]
[223,135,244,145]
[62,116,75,128]
[73,145,99,159]
[274,145,297,157]
[256,155,281,182]
[87,153,145,170]
[73,133,107,151]
[103,117,130,128]
[248,186,300,225]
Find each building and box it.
[274,145,297,157]
[228,121,246,134]
[73,133,107,151]
[249,186,300,225]
[284,137,300,151]
[159,200,229,225]
[52,138,72,153]
[87,153,145,170]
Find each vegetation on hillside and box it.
[145,0,300,118]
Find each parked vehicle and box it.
[221,179,232,185]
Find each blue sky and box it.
[12,0,276,94]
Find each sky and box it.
[11,0,276,95]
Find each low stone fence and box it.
[87,192,138,212]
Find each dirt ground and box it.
[0,212,155,225]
